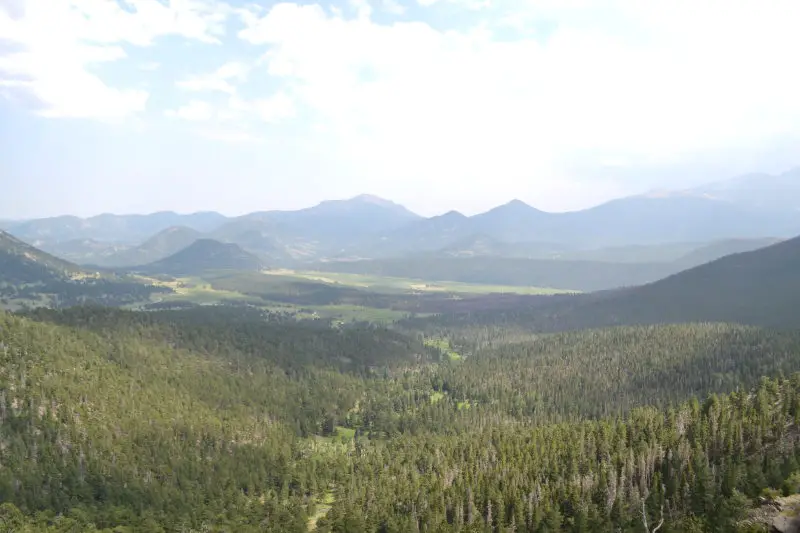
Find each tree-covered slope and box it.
[420,234,800,332]
[316,375,800,533]
[568,234,800,329]
[431,323,800,422]
[136,238,265,275]
[0,310,302,531]
[5,305,800,530]
[6,306,800,531]
[0,307,440,531]
[0,230,82,283]
[0,232,171,309]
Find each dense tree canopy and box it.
[1,306,799,531]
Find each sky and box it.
[1,0,799,219]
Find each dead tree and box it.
[641,499,665,533]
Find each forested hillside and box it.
[0,231,171,310]
[415,324,800,422]
[6,2,800,530]
[135,239,265,275]
[0,230,81,283]
[0,308,437,531]
[3,306,800,531]
[416,234,800,332]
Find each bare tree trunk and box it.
[641,500,665,533]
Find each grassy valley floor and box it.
[127,269,575,323]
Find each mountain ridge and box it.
[7,167,800,228]
[7,168,800,265]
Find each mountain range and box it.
[7,211,227,246]
[4,203,800,330]
[3,168,799,267]
[355,194,795,259]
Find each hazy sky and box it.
[1,0,799,219]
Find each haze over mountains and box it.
[428,233,800,333]
[6,211,227,245]
[308,235,785,293]
[687,168,800,212]
[3,169,799,272]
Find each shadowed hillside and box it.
[0,230,82,283]
[422,234,800,332]
[591,234,800,327]
[136,238,265,275]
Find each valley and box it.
[123,270,569,324]
[5,0,800,526]
[3,169,800,532]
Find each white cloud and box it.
[176,61,250,94]
[379,0,405,15]
[3,0,800,213]
[173,57,295,125]
[416,0,491,9]
[348,0,372,19]
[249,93,296,123]
[233,0,800,209]
[198,128,266,143]
[0,40,149,119]
[167,82,295,126]
[165,100,215,121]
[0,0,230,119]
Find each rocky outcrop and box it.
[773,513,800,533]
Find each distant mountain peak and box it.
[316,194,397,208]
[349,194,397,206]
[439,210,467,219]
[478,198,544,216]
[471,198,547,225]
[139,238,264,275]
[310,194,420,220]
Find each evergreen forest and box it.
[2,304,800,532]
